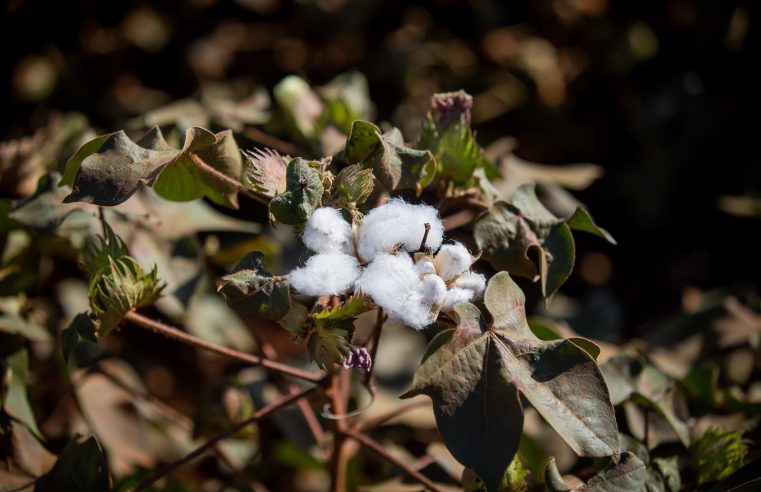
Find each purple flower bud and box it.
[342,346,372,372]
[430,90,473,125]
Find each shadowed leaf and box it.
[268,158,324,225]
[218,251,291,321]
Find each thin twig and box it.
[343,428,446,492]
[353,398,430,432]
[124,311,324,383]
[418,223,432,251]
[132,384,320,492]
[329,369,351,492]
[361,309,385,394]
[188,152,270,206]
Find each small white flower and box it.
[357,199,444,262]
[302,207,353,254]
[288,253,361,297]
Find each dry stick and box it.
[329,369,351,492]
[243,127,301,156]
[343,428,446,492]
[418,223,432,251]
[187,153,270,206]
[132,385,319,492]
[124,311,324,383]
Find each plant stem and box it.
[124,311,324,383]
[418,222,432,251]
[188,152,270,206]
[361,309,385,393]
[343,428,446,492]
[133,384,319,492]
[329,369,351,492]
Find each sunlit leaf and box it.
[268,158,324,225]
[403,272,618,491]
[544,452,646,491]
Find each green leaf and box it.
[269,158,324,225]
[34,436,111,492]
[652,456,681,492]
[61,313,97,362]
[333,164,375,206]
[691,428,747,484]
[62,126,245,209]
[279,302,310,338]
[149,128,244,208]
[474,184,592,299]
[1,346,42,438]
[340,120,435,193]
[404,272,619,492]
[544,452,646,491]
[307,323,351,371]
[218,251,291,321]
[566,207,616,244]
[311,295,371,323]
[462,456,530,492]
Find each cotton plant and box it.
[62,86,622,492]
[287,200,486,330]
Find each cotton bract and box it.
[357,199,444,262]
[302,207,352,254]
[288,253,360,296]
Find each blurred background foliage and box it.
[2,0,761,490]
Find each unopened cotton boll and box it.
[433,242,473,281]
[302,207,353,254]
[355,253,436,330]
[288,253,360,296]
[357,199,444,262]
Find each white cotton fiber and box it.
[441,287,476,311]
[433,242,473,281]
[441,272,486,311]
[422,274,447,307]
[355,253,437,330]
[302,207,353,254]
[288,253,361,296]
[414,258,436,277]
[357,199,444,262]
[454,271,486,297]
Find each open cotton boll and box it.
[421,274,447,307]
[355,253,436,330]
[302,207,353,254]
[442,287,477,311]
[414,258,436,277]
[434,242,473,281]
[288,253,360,296]
[357,199,444,262]
[454,271,486,297]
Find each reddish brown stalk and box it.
[328,369,351,492]
[124,311,324,383]
[187,152,270,206]
[343,428,446,492]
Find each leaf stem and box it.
[188,152,271,206]
[132,384,319,492]
[343,428,446,492]
[124,311,324,383]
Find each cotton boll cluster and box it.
[288,253,361,296]
[357,199,444,262]
[286,202,486,329]
[301,207,353,254]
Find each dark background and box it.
[3,0,760,340]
